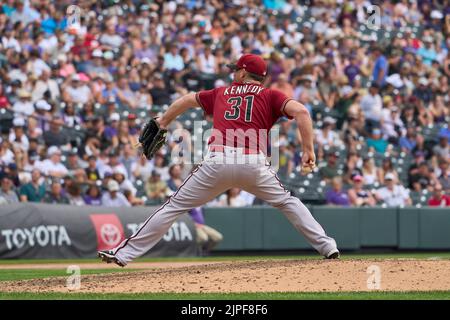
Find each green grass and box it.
[0,268,139,282]
[0,291,449,300]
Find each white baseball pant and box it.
[112,148,338,265]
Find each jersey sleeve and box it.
[270,89,294,120]
[196,89,217,116]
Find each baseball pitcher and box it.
[99,54,339,266]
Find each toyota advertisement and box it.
[0,203,197,259]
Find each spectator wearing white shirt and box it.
[12,90,34,116]
[9,118,29,151]
[62,74,92,104]
[101,180,131,207]
[37,146,68,178]
[315,117,341,148]
[360,83,383,130]
[375,173,412,207]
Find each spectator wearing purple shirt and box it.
[83,185,102,206]
[189,207,223,255]
[326,177,350,206]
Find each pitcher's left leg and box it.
[239,163,338,257]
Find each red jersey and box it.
[196,82,293,152]
[428,195,450,207]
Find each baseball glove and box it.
[137,118,168,159]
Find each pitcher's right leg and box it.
[110,162,231,265]
[240,163,338,257]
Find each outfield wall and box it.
[203,206,450,251]
[0,204,449,259]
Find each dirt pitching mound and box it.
[2,259,450,293]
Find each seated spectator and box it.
[113,168,137,196]
[66,183,85,206]
[325,177,350,206]
[215,188,248,207]
[85,155,101,182]
[361,157,379,185]
[375,173,412,207]
[145,170,170,203]
[62,74,92,104]
[83,185,102,206]
[101,180,131,207]
[348,175,376,207]
[123,189,144,206]
[37,146,69,178]
[0,176,19,204]
[377,158,399,185]
[131,155,153,183]
[427,184,450,207]
[19,169,46,202]
[167,164,183,192]
[399,126,417,153]
[411,134,432,160]
[12,89,34,116]
[153,153,170,181]
[43,115,70,147]
[435,159,450,192]
[43,181,70,204]
[408,161,436,192]
[189,207,223,255]
[433,135,449,160]
[319,150,339,181]
[9,118,29,151]
[315,117,341,149]
[366,128,388,154]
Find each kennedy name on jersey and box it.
[223,84,264,95]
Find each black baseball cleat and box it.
[325,249,340,260]
[97,250,126,267]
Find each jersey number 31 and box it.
[224,96,254,122]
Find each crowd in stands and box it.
[0,0,448,209]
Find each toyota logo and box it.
[100,224,121,246]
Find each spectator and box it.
[145,170,170,203]
[66,183,85,206]
[37,146,68,178]
[376,173,412,207]
[216,188,248,207]
[428,184,450,207]
[0,176,19,204]
[399,126,417,153]
[366,128,389,154]
[361,157,379,185]
[435,159,450,192]
[360,83,383,131]
[42,116,70,147]
[371,46,389,87]
[101,180,131,207]
[85,155,101,182]
[9,118,29,151]
[325,177,350,206]
[83,185,102,206]
[408,161,436,192]
[189,207,223,255]
[433,135,449,160]
[43,181,70,204]
[377,158,399,185]
[19,169,45,202]
[167,164,183,192]
[348,175,376,207]
[12,89,34,116]
[319,150,340,181]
